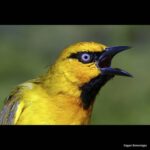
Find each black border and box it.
[0,125,149,149]
[0,1,149,24]
[0,7,149,149]
[0,16,149,24]
[0,8,149,24]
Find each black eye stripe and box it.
[68,52,104,63]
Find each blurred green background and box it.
[0,25,149,124]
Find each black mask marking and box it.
[68,52,104,64]
[80,74,114,109]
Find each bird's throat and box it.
[43,69,114,110]
[80,75,114,109]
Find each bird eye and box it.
[80,53,92,63]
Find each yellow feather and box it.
[0,42,108,125]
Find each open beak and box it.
[98,46,133,77]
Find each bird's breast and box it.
[16,85,93,125]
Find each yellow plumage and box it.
[0,42,132,125]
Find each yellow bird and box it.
[0,42,132,125]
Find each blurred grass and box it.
[0,25,150,124]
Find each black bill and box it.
[98,46,133,77]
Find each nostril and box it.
[98,56,112,68]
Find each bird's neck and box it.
[40,69,94,124]
[42,70,81,99]
[41,67,114,110]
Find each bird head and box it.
[50,42,132,109]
